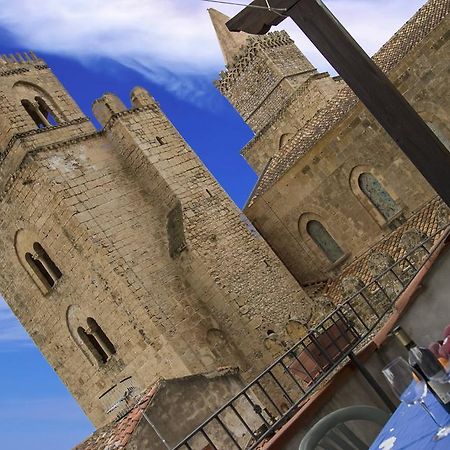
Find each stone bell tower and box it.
[210,9,342,174]
[0,53,311,426]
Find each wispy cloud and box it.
[0,0,426,100]
[0,298,32,348]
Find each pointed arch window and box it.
[358,173,401,221]
[307,220,344,263]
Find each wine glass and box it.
[382,357,450,440]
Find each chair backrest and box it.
[299,405,390,450]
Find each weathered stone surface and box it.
[0,66,311,427]
[241,1,450,283]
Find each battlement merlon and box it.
[0,51,44,68]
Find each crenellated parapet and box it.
[215,31,297,89]
[0,51,47,77]
[213,30,317,133]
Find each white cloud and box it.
[0,0,427,99]
[0,298,32,347]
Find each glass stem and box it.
[418,400,444,428]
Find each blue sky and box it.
[0,1,426,449]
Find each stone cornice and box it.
[0,117,91,164]
[0,105,163,201]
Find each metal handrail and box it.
[173,224,449,450]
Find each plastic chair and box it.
[299,405,390,450]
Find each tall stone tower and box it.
[210,9,342,174]
[0,53,312,426]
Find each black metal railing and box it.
[173,225,449,450]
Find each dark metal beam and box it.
[227,0,450,207]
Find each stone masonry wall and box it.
[97,90,313,370]
[245,14,450,283]
[0,140,230,426]
[215,31,316,133]
[0,62,314,428]
[242,74,341,175]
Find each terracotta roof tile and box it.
[314,198,449,302]
[73,384,160,450]
[248,0,450,206]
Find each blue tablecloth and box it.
[369,393,450,449]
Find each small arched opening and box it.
[306,220,344,263]
[16,230,62,295]
[358,173,402,221]
[21,99,46,128]
[35,96,59,126]
[86,317,116,361]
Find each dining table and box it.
[369,392,450,449]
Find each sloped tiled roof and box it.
[247,0,450,206]
[317,197,449,301]
[73,384,160,450]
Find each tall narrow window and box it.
[25,252,55,289]
[33,242,62,282]
[35,96,58,126]
[16,230,63,295]
[77,326,109,364]
[307,220,344,263]
[87,318,116,361]
[358,173,401,221]
[21,99,46,128]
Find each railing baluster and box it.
[358,289,381,319]
[404,255,417,272]
[242,391,270,426]
[215,416,242,449]
[229,403,257,439]
[267,368,295,405]
[200,429,217,450]
[255,380,283,415]
[279,358,306,393]
[346,301,370,331]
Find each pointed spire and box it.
[208,8,250,65]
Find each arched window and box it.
[33,242,62,282]
[35,96,58,126]
[25,252,55,289]
[16,230,62,295]
[67,306,117,366]
[86,318,116,362]
[77,326,109,364]
[24,243,62,291]
[358,173,401,221]
[279,133,294,149]
[21,99,47,128]
[306,220,344,263]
